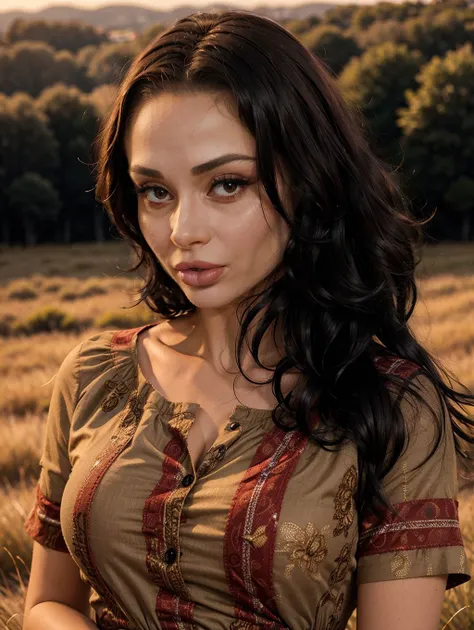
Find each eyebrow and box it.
[129,153,256,179]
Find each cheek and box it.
[230,207,288,267]
[138,211,167,256]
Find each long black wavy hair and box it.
[93,9,474,517]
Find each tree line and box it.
[0,0,473,245]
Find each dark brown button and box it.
[215,444,227,460]
[228,421,241,431]
[164,548,177,564]
[182,474,194,487]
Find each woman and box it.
[23,9,473,630]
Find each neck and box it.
[180,306,286,377]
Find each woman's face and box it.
[125,90,290,312]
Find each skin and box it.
[125,89,291,376]
[125,89,450,628]
[357,576,447,629]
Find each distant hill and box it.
[0,2,337,33]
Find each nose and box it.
[169,195,210,248]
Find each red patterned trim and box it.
[373,354,421,380]
[24,484,68,553]
[110,326,144,348]
[95,607,134,630]
[110,325,154,349]
[359,498,463,557]
[224,425,310,628]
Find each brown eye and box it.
[211,177,249,198]
[134,185,171,205]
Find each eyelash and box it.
[133,175,251,206]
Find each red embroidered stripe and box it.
[224,425,309,628]
[358,498,463,556]
[24,484,68,553]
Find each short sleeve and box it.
[24,340,83,552]
[357,371,471,590]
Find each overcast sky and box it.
[4,0,377,14]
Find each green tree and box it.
[76,44,98,70]
[400,9,474,61]
[339,42,422,159]
[87,42,136,86]
[89,83,118,120]
[7,41,57,97]
[350,1,424,32]
[0,47,13,94]
[445,177,474,241]
[36,84,101,242]
[0,93,59,244]
[0,92,59,180]
[0,94,13,244]
[0,41,87,95]
[302,25,361,75]
[283,17,321,37]
[53,49,88,89]
[6,172,61,245]
[355,18,406,50]
[323,4,359,30]
[75,44,99,91]
[398,44,474,239]
[4,18,107,53]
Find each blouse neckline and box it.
[129,323,275,424]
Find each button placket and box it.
[195,415,246,478]
[163,548,177,564]
[182,473,195,487]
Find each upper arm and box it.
[24,542,92,620]
[23,341,90,619]
[357,575,447,630]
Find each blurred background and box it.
[0,0,473,628]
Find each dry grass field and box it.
[0,241,472,629]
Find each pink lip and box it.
[175,261,222,271]
[177,266,225,287]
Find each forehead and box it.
[124,90,256,162]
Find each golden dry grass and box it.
[0,241,473,629]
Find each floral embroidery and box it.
[119,391,145,429]
[390,551,411,579]
[101,377,130,412]
[332,465,357,538]
[324,593,344,630]
[242,525,269,548]
[276,521,330,581]
[315,540,354,630]
[195,446,223,478]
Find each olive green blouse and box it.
[24,324,470,630]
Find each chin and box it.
[184,291,245,309]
